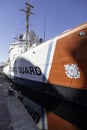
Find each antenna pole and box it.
[26,0,29,34]
[19,1,34,47]
[44,17,46,42]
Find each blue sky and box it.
[0,0,87,63]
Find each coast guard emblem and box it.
[64,64,80,79]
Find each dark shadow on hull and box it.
[54,100,87,129]
[13,79,62,110]
[12,79,87,130]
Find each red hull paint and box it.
[48,23,87,90]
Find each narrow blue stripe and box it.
[43,42,53,82]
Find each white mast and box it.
[19,0,34,48]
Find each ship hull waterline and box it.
[7,75,87,109]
